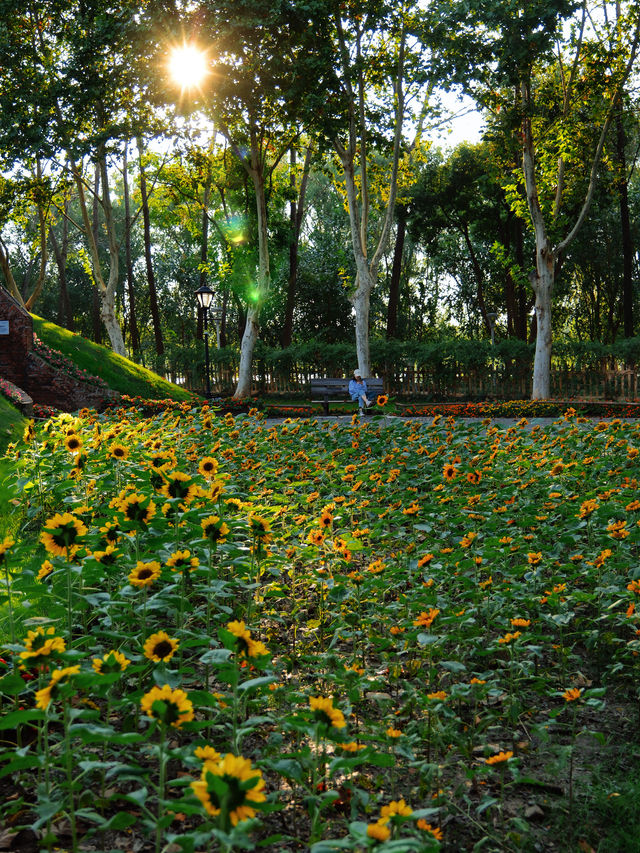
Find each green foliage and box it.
[0,397,25,456]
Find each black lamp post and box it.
[195,284,214,398]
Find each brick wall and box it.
[0,286,33,387]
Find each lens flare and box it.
[168,44,209,90]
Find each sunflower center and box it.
[153,641,173,658]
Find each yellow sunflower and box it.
[109,443,129,461]
[201,515,230,545]
[309,695,346,729]
[92,650,131,674]
[118,493,156,526]
[198,457,219,480]
[191,753,266,826]
[0,535,14,566]
[64,435,83,454]
[19,626,66,663]
[35,665,81,710]
[128,561,162,588]
[40,512,87,557]
[248,514,272,543]
[140,684,194,728]
[166,550,200,573]
[226,620,269,658]
[143,631,179,663]
[162,471,197,503]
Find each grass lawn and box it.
[1,407,639,852]
[32,314,194,402]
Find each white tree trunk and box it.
[71,158,126,357]
[235,302,260,398]
[232,131,270,399]
[352,272,372,375]
[530,251,554,399]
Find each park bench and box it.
[310,377,385,416]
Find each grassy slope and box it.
[0,395,25,455]
[32,315,193,402]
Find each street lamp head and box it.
[195,284,214,310]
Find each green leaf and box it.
[0,708,45,729]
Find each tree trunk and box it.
[90,165,103,345]
[616,109,634,338]
[137,137,164,356]
[530,253,554,398]
[280,146,312,348]
[233,133,270,399]
[122,143,140,354]
[24,159,49,311]
[71,157,126,354]
[386,208,406,339]
[0,238,24,305]
[50,207,74,331]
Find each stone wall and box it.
[0,285,117,412]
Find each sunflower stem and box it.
[156,725,167,853]
[2,559,14,644]
[63,700,78,851]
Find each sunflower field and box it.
[1,405,640,852]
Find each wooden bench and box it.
[310,377,385,416]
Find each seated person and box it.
[348,369,373,410]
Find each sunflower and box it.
[191,753,266,827]
[367,823,391,842]
[201,515,230,545]
[309,695,346,729]
[205,480,225,501]
[37,560,54,581]
[140,684,194,728]
[376,394,388,407]
[109,443,129,461]
[194,745,221,762]
[0,535,14,566]
[380,798,413,820]
[442,463,458,481]
[99,522,121,545]
[413,608,439,629]
[224,498,243,513]
[92,649,131,674]
[198,457,219,480]
[128,561,162,587]
[23,421,35,443]
[93,544,120,565]
[40,512,87,557]
[166,549,200,573]
[35,665,81,710]
[248,514,272,543]
[485,750,513,765]
[19,626,66,663]
[64,435,83,454]
[162,471,197,503]
[148,451,176,472]
[143,631,179,663]
[118,493,156,526]
[226,620,269,658]
[307,529,325,546]
[319,509,333,529]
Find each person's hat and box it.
[354,369,362,377]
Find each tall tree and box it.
[428,0,640,397]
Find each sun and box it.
[168,43,209,90]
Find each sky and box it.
[431,90,485,149]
